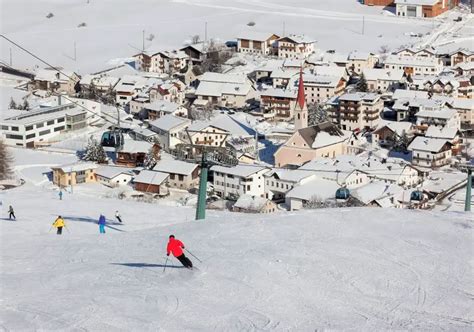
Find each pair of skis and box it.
[163,248,202,272]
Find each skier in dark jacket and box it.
[98,214,106,234]
[8,205,15,220]
[166,235,193,269]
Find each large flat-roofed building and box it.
[0,103,88,148]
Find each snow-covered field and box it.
[1,0,465,73]
[0,149,473,331]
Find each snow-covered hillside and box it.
[1,177,473,330]
[0,0,448,73]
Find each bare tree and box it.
[146,33,155,42]
[378,45,390,63]
[0,140,14,180]
[191,35,201,44]
[189,104,213,121]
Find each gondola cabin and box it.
[335,187,350,201]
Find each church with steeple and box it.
[294,69,308,131]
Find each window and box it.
[39,129,51,136]
[47,120,55,125]
[178,175,184,181]
[1,125,8,130]
[54,126,65,132]
[6,134,22,140]
[25,125,34,131]
[26,133,35,139]
[247,185,250,190]
[170,174,175,180]
[57,118,65,123]
[11,126,19,132]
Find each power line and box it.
[0,34,76,82]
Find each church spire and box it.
[296,67,305,109]
[294,67,308,131]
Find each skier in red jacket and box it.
[166,235,193,269]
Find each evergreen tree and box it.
[83,137,107,163]
[357,73,368,92]
[399,130,410,152]
[308,103,328,126]
[9,98,17,110]
[0,140,13,180]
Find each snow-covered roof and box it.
[133,170,169,185]
[149,114,190,132]
[363,68,404,81]
[265,169,316,183]
[416,108,457,120]
[408,136,451,153]
[392,89,429,100]
[351,181,403,205]
[180,42,206,54]
[393,97,445,111]
[199,72,247,84]
[313,65,347,78]
[278,34,315,44]
[1,103,85,125]
[300,73,341,88]
[195,80,252,97]
[234,194,270,211]
[295,122,346,148]
[286,178,339,201]
[157,50,189,60]
[260,88,297,99]
[34,68,77,83]
[207,114,256,138]
[384,55,441,68]
[312,131,346,149]
[120,139,151,153]
[95,166,134,179]
[270,68,298,79]
[237,31,278,42]
[454,61,474,71]
[153,159,198,175]
[52,162,97,173]
[145,100,181,113]
[339,92,380,102]
[211,164,269,178]
[374,120,413,136]
[348,51,374,61]
[425,126,458,140]
[187,121,229,133]
[132,127,157,138]
[283,59,304,68]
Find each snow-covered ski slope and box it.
[1,183,473,331]
[0,0,446,73]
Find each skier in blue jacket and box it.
[98,214,106,234]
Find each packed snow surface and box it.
[1,182,473,330]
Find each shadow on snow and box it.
[111,263,185,269]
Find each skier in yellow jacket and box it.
[52,216,66,235]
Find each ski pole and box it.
[184,248,202,263]
[48,226,53,233]
[163,257,169,273]
[65,225,70,233]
